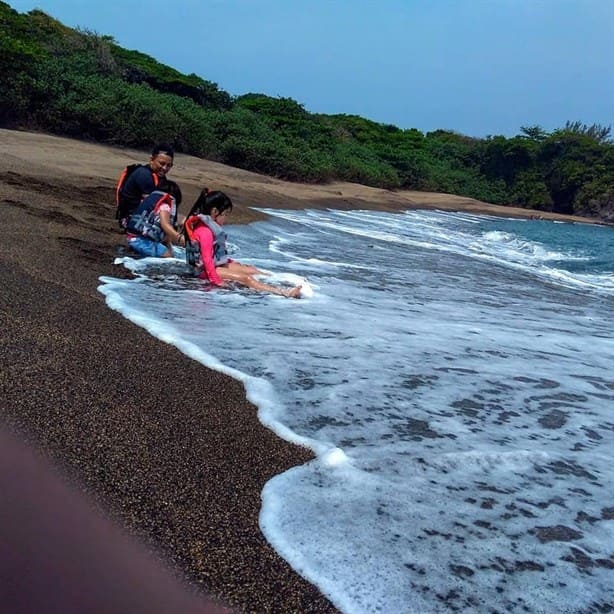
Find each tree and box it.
[562,121,611,144]
[519,125,549,141]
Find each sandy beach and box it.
[0,128,598,612]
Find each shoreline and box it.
[0,128,601,611]
[2,128,337,611]
[4,127,603,227]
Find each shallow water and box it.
[99,209,614,613]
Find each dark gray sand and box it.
[1,132,337,612]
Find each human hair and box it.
[151,143,175,159]
[164,180,182,205]
[186,188,233,218]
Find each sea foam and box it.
[100,209,614,613]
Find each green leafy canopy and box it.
[1,1,612,219]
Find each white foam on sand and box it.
[260,271,314,298]
[100,210,614,614]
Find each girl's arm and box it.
[159,209,185,246]
[195,227,225,286]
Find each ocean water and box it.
[98,209,614,614]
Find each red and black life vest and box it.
[115,164,160,227]
[184,214,229,269]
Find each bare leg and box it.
[285,286,302,298]
[224,261,264,275]
[217,268,301,298]
[162,240,174,258]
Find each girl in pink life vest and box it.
[184,189,302,298]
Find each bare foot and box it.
[285,285,302,299]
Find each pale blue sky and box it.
[8,0,614,137]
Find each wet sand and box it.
[0,128,596,612]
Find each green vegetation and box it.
[1,1,613,220]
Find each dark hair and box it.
[164,180,182,205]
[186,188,233,218]
[151,143,174,158]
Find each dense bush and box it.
[1,0,613,220]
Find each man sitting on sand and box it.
[116,144,175,230]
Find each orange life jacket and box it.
[115,164,160,225]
